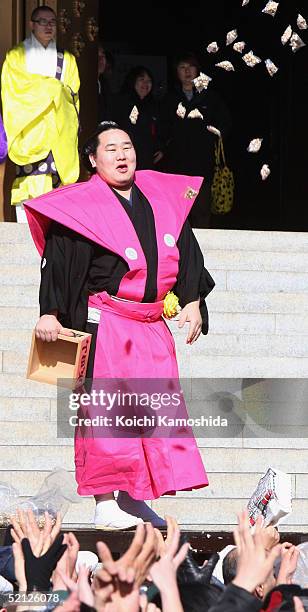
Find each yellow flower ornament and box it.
[163,291,181,319]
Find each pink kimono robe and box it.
[25,170,210,499]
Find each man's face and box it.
[91,129,136,189]
[177,62,199,86]
[30,10,57,48]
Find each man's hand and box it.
[10,509,62,557]
[154,515,179,557]
[277,543,299,585]
[56,564,94,608]
[178,300,202,344]
[12,540,27,592]
[35,314,74,342]
[232,510,281,594]
[95,522,158,590]
[150,524,188,593]
[93,523,158,612]
[52,531,79,590]
[259,525,280,551]
[294,596,305,612]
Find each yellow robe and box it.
[1,43,80,205]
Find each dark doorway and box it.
[100,0,308,231]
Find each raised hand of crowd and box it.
[9,509,187,612]
[7,507,308,612]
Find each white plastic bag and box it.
[247,467,292,526]
[0,469,80,526]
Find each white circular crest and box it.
[24,164,33,174]
[164,233,176,247]
[51,162,57,172]
[125,247,138,260]
[38,162,48,173]
[42,258,47,269]
[56,66,62,74]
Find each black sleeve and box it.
[39,222,69,319]
[39,222,93,330]
[173,220,215,335]
[208,584,263,612]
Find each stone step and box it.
[0,223,31,243]
[8,494,304,527]
[0,470,296,499]
[207,291,308,314]
[3,333,308,378]
[0,444,307,472]
[2,307,308,336]
[0,374,56,398]
[190,334,308,358]
[225,271,308,293]
[0,446,306,527]
[0,286,39,307]
[0,422,71,445]
[3,240,308,274]
[152,497,308,527]
[2,471,308,514]
[2,354,308,381]
[0,243,40,265]
[1,223,308,253]
[0,307,38,329]
[2,267,308,295]
[12,503,308,531]
[63,523,308,532]
[0,265,40,285]
[189,354,308,377]
[0,330,33,351]
[0,397,51,421]
[2,288,308,313]
[194,228,308,253]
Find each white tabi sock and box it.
[117,491,166,527]
[94,499,144,530]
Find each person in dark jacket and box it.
[160,51,232,228]
[109,65,164,169]
[97,42,114,122]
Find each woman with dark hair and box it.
[24,121,215,530]
[109,65,164,169]
[161,51,232,228]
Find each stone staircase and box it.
[0,222,307,531]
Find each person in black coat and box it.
[97,42,114,122]
[160,51,232,228]
[109,65,164,170]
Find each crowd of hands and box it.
[4,508,306,612]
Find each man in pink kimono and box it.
[25,121,215,530]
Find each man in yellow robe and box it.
[1,4,80,222]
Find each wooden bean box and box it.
[27,330,92,389]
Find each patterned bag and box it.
[211,137,234,215]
